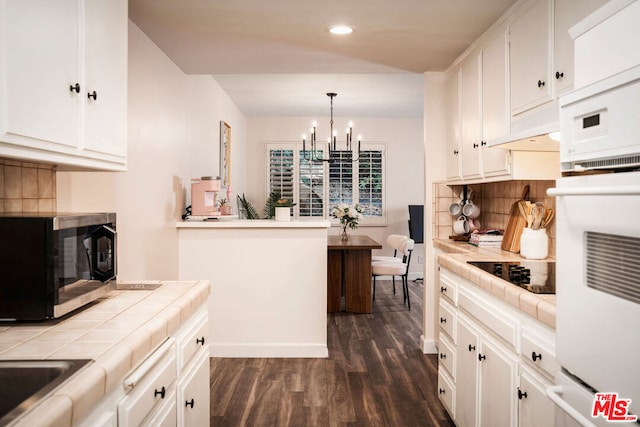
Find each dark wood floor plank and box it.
[210,279,455,427]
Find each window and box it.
[266,142,386,225]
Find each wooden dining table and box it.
[327,235,382,313]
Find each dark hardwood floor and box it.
[210,278,455,426]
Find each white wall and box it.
[422,72,447,353]
[56,22,246,281]
[245,116,425,275]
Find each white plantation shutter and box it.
[265,142,386,224]
[268,148,294,201]
[358,149,384,218]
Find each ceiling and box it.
[128,0,518,118]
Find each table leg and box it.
[344,249,373,313]
[327,249,342,312]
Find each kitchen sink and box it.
[0,359,93,426]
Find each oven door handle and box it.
[546,385,597,427]
[547,186,640,196]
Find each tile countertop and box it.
[0,280,210,427]
[434,239,556,329]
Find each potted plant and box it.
[219,198,232,215]
[274,197,296,221]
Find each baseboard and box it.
[209,342,329,358]
[420,335,437,354]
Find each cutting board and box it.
[501,185,529,252]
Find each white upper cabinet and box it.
[509,0,553,116]
[460,52,482,180]
[83,0,128,159]
[2,0,81,148]
[0,0,128,170]
[481,29,510,178]
[553,0,609,95]
[445,68,462,181]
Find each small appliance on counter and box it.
[191,176,221,217]
[0,212,117,321]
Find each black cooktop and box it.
[467,261,555,294]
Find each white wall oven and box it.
[548,172,640,427]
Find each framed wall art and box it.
[220,121,231,187]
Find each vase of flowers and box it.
[331,203,363,240]
[274,198,296,221]
[219,198,232,215]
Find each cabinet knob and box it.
[531,351,542,362]
[439,388,446,394]
[186,398,195,408]
[481,141,487,146]
[478,353,486,361]
[440,317,446,324]
[440,286,447,293]
[555,71,564,79]
[440,353,446,360]
[69,83,80,93]
[468,344,476,352]
[154,386,166,399]
[88,91,97,101]
[196,337,205,345]
[518,389,528,400]
[453,150,459,155]
[473,143,479,149]
[537,80,545,88]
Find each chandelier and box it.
[302,92,361,163]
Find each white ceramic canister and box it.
[275,206,291,221]
[520,228,549,259]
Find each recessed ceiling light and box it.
[328,25,354,35]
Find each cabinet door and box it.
[177,349,210,427]
[83,0,128,157]
[478,336,518,427]
[480,30,510,178]
[509,0,552,115]
[456,316,480,427]
[518,366,555,427]
[445,68,461,181]
[460,52,482,180]
[2,0,80,147]
[553,0,609,95]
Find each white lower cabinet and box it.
[438,267,557,427]
[177,349,210,426]
[78,307,210,426]
[518,365,555,427]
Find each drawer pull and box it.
[468,344,476,352]
[69,83,80,93]
[531,352,542,362]
[439,353,446,360]
[154,386,166,399]
[518,389,528,400]
[196,337,205,345]
[439,388,446,394]
[186,398,194,408]
[440,286,447,293]
[440,317,446,324]
[478,353,486,361]
[88,90,97,101]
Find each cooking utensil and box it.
[541,208,554,229]
[531,202,545,230]
[501,185,530,252]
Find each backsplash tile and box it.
[0,158,56,213]
[434,180,556,255]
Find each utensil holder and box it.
[520,228,548,259]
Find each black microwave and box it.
[0,212,117,321]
